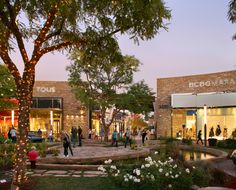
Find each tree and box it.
[67,45,141,141]
[0,0,170,186]
[228,0,236,40]
[0,64,17,109]
[123,80,155,115]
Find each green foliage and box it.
[124,81,155,114]
[35,142,48,157]
[159,136,178,144]
[67,48,140,109]
[217,139,236,149]
[182,138,193,145]
[46,148,60,156]
[100,155,207,190]
[191,167,210,187]
[0,64,17,109]
[228,0,236,40]
[0,144,15,169]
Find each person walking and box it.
[88,129,92,139]
[48,128,53,143]
[196,130,203,145]
[111,128,118,147]
[124,128,132,148]
[63,132,73,157]
[71,126,78,147]
[10,125,17,143]
[141,129,147,145]
[27,146,39,169]
[78,126,82,146]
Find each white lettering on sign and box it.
[189,79,235,88]
[36,87,56,93]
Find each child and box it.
[27,146,39,169]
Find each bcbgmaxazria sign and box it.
[189,79,235,88]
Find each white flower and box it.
[159,168,163,173]
[168,184,172,188]
[192,166,196,169]
[150,175,155,181]
[154,151,159,154]
[129,175,133,179]
[175,174,179,178]
[110,165,117,170]
[104,159,112,164]
[124,178,129,182]
[145,156,152,162]
[185,168,190,174]
[141,164,145,169]
[168,158,173,163]
[165,172,169,177]
[133,169,141,176]
[145,164,150,168]
[134,178,141,183]
[97,165,106,172]
[114,173,119,177]
[173,164,177,168]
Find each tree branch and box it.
[45,18,65,41]
[32,6,58,57]
[40,41,73,55]
[5,0,29,64]
[0,47,21,86]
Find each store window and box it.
[31,97,62,109]
[30,97,63,140]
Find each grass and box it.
[29,176,119,190]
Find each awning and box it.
[171,92,236,108]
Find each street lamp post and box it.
[203,104,207,147]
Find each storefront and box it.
[155,70,236,140]
[0,81,89,139]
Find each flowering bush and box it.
[98,155,207,190]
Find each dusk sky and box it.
[12,0,236,93]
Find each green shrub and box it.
[46,148,60,156]
[217,139,236,149]
[0,144,15,169]
[182,138,193,145]
[99,156,202,190]
[191,167,210,187]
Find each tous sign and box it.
[36,87,56,93]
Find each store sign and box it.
[189,79,235,88]
[36,87,56,93]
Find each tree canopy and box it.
[228,0,236,40]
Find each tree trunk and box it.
[101,108,108,142]
[12,76,34,187]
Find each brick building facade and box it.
[32,81,89,139]
[156,70,236,139]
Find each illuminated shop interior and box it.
[171,92,236,140]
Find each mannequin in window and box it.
[209,127,214,137]
[223,128,228,139]
[215,125,222,136]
